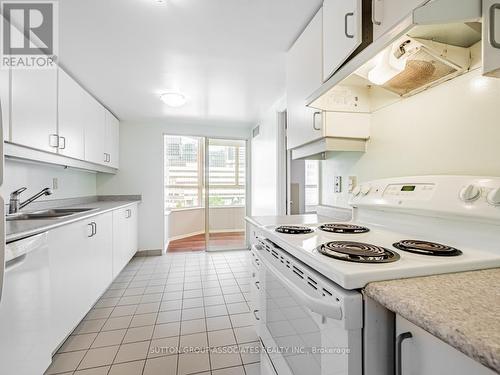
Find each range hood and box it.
[307,0,490,112]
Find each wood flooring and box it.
[167,232,246,252]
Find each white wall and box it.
[169,206,245,240]
[251,96,285,216]
[96,120,250,251]
[321,70,500,208]
[1,159,96,203]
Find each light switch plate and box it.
[334,176,342,193]
[348,176,357,193]
[52,178,58,190]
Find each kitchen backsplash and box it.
[1,159,97,204]
[321,69,500,208]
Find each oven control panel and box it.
[348,176,500,222]
[382,183,436,200]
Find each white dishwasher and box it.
[0,233,53,375]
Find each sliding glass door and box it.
[164,135,247,252]
[205,138,247,251]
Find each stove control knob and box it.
[487,188,500,206]
[459,184,481,202]
[352,186,361,196]
[360,185,372,196]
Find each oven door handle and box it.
[259,249,343,320]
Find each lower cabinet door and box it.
[88,212,113,302]
[112,208,129,278]
[396,315,496,375]
[49,220,94,350]
[128,204,138,259]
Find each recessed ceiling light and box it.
[154,0,166,5]
[160,91,187,107]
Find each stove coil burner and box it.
[317,241,400,263]
[318,223,370,234]
[393,240,463,256]
[275,225,314,235]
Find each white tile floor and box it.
[45,251,260,375]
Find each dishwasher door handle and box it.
[259,250,343,320]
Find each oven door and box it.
[256,243,362,375]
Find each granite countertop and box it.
[364,269,500,373]
[6,196,141,246]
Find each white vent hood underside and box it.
[307,0,483,112]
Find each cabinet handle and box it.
[372,0,382,26]
[255,281,260,290]
[88,223,94,237]
[125,209,131,218]
[344,12,355,38]
[59,136,66,150]
[92,222,97,236]
[253,309,260,321]
[49,134,59,148]
[108,154,111,163]
[312,111,322,131]
[490,4,500,49]
[396,332,412,375]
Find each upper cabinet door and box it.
[105,111,120,169]
[83,93,106,165]
[372,0,429,40]
[483,0,500,78]
[286,8,324,150]
[323,0,363,81]
[58,69,85,160]
[0,68,10,142]
[11,68,58,152]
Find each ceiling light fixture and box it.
[160,91,187,107]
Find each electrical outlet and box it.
[348,176,357,193]
[52,177,58,190]
[334,176,342,193]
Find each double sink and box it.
[6,208,98,221]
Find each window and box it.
[165,136,203,209]
[305,160,320,211]
[164,136,246,210]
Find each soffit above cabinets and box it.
[306,0,497,114]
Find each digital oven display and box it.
[401,185,416,192]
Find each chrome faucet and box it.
[9,187,53,214]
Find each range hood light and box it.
[367,48,405,85]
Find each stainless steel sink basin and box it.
[6,208,98,221]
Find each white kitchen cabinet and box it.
[87,212,113,304]
[396,315,496,375]
[0,68,10,141]
[48,212,113,351]
[372,0,430,40]
[323,0,373,81]
[11,68,58,152]
[483,0,500,77]
[58,68,85,160]
[48,219,93,350]
[105,110,120,168]
[112,204,138,278]
[83,92,107,165]
[286,8,323,150]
